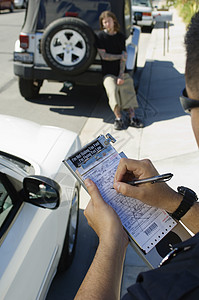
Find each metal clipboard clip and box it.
[63,133,117,190]
[104,133,116,145]
[81,134,116,169]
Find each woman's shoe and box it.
[129,117,144,128]
[114,118,124,130]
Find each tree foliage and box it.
[165,0,199,24]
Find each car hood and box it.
[0,115,80,175]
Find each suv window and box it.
[37,0,111,30]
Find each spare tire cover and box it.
[41,17,97,75]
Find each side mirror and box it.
[23,176,60,209]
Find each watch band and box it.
[171,186,198,220]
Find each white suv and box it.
[14,0,140,99]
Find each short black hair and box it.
[185,11,199,95]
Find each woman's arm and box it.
[97,48,122,61]
[118,51,127,81]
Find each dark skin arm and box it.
[74,179,128,300]
[75,158,199,299]
[113,158,199,234]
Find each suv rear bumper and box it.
[14,62,103,86]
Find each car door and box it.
[0,166,59,300]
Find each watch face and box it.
[178,186,198,201]
[177,186,185,195]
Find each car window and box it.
[0,151,35,175]
[0,181,13,227]
[0,173,23,239]
[132,0,151,7]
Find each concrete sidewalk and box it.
[79,6,199,298]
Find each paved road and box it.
[0,9,151,299]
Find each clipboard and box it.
[63,133,191,268]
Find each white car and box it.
[0,115,81,300]
[132,0,155,31]
[14,0,27,8]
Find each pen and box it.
[126,173,173,186]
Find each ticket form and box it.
[64,134,177,253]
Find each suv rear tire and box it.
[41,17,97,76]
[19,78,43,99]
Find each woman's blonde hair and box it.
[99,11,120,32]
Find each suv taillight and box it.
[20,34,29,49]
[142,12,152,16]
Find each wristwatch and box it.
[171,186,198,220]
